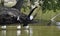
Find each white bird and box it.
[4,0,17,7]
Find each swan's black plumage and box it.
[0,6,37,26]
[0,0,37,26]
[0,6,27,25]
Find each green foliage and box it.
[22,0,60,13]
[57,0,60,10]
[41,0,60,13]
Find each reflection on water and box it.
[0,25,33,36]
[0,23,60,36]
[2,30,6,36]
